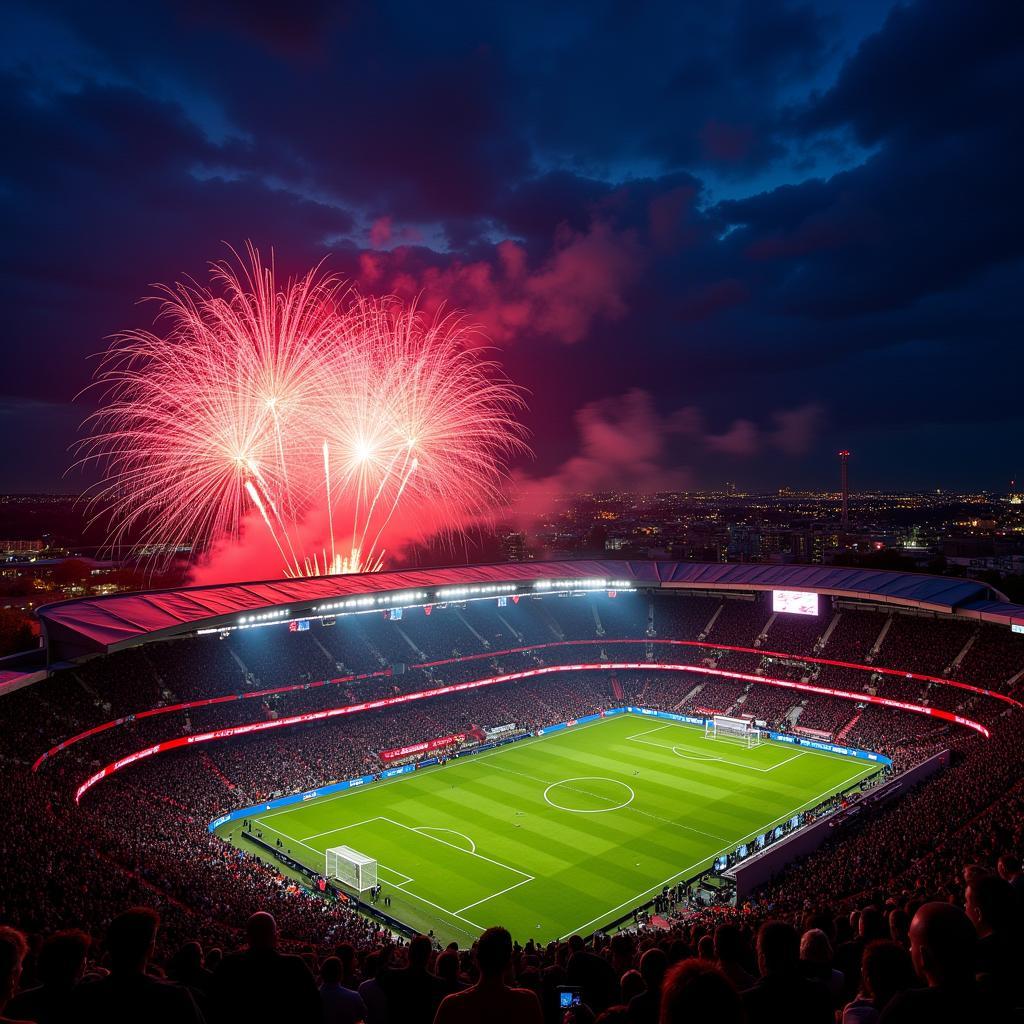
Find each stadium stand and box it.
[1,564,1022,1021]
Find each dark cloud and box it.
[0,0,1021,492]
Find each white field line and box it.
[302,816,387,841]
[626,724,673,740]
[235,713,879,828]
[252,816,412,884]
[295,814,535,912]
[629,717,885,770]
[559,761,879,938]
[413,826,477,853]
[455,875,534,915]
[381,817,533,880]
[628,734,804,773]
[375,865,415,888]
[385,885,483,934]
[485,761,731,844]
[254,816,485,934]
[303,815,533,881]
[375,865,414,886]
[252,715,616,824]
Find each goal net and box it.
[325,846,378,892]
[705,715,766,748]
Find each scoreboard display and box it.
[772,589,819,616]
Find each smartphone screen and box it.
[559,988,581,1008]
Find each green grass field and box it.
[216,714,880,944]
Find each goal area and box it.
[704,714,766,748]
[325,846,378,892]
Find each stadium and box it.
[1,557,1021,1016]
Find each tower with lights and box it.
[838,450,851,528]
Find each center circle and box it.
[543,776,635,813]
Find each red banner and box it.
[40,637,1019,773]
[379,733,465,762]
[74,661,992,803]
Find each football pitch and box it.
[216,714,880,944]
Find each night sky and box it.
[2,0,1022,494]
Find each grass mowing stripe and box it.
[217,714,881,944]
[558,760,878,938]
[485,760,732,843]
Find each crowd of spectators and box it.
[12,595,1024,784]
[704,600,771,649]
[823,611,889,664]
[875,617,975,679]
[763,611,824,652]
[792,697,862,737]
[1,592,1023,1020]
[1,846,1021,1022]
[735,687,799,731]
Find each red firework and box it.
[76,244,528,577]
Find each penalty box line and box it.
[252,815,488,934]
[627,732,804,773]
[300,816,534,882]
[290,814,536,921]
[252,817,414,886]
[631,720,891,771]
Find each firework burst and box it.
[77,244,528,578]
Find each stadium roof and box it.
[37,560,1024,663]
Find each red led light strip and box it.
[38,635,1017,772]
[73,661,989,803]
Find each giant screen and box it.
[772,590,819,616]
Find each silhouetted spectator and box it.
[627,946,668,1024]
[965,873,1022,1009]
[0,926,30,1024]
[619,969,644,1004]
[211,911,319,1024]
[358,950,390,1024]
[319,955,367,1024]
[334,941,360,989]
[606,934,632,979]
[799,927,844,1007]
[6,928,89,1024]
[888,909,910,948]
[714,924,755,991]
[880,903,999,1023]
[434,926,541,1024]
[74,907,203,1024]
[742,921,831,1024]
[434,949,467,1004]
[659,959,743,1024]
[567,933,618,1014]
[167,941,214,1017]
[842,940,915,1024]
[383,933,438,1024]
[997,854,1024,896]
[837,906,885,1001]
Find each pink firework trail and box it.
[77,244,528,578]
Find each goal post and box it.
[705,715,766,748]
[325,846,378,892]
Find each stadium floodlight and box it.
[705,715,766,748]
[325,846,378,892]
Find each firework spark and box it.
[77,244,528,578]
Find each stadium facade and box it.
[37,559,1024,662]
[7,558,1023,946]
